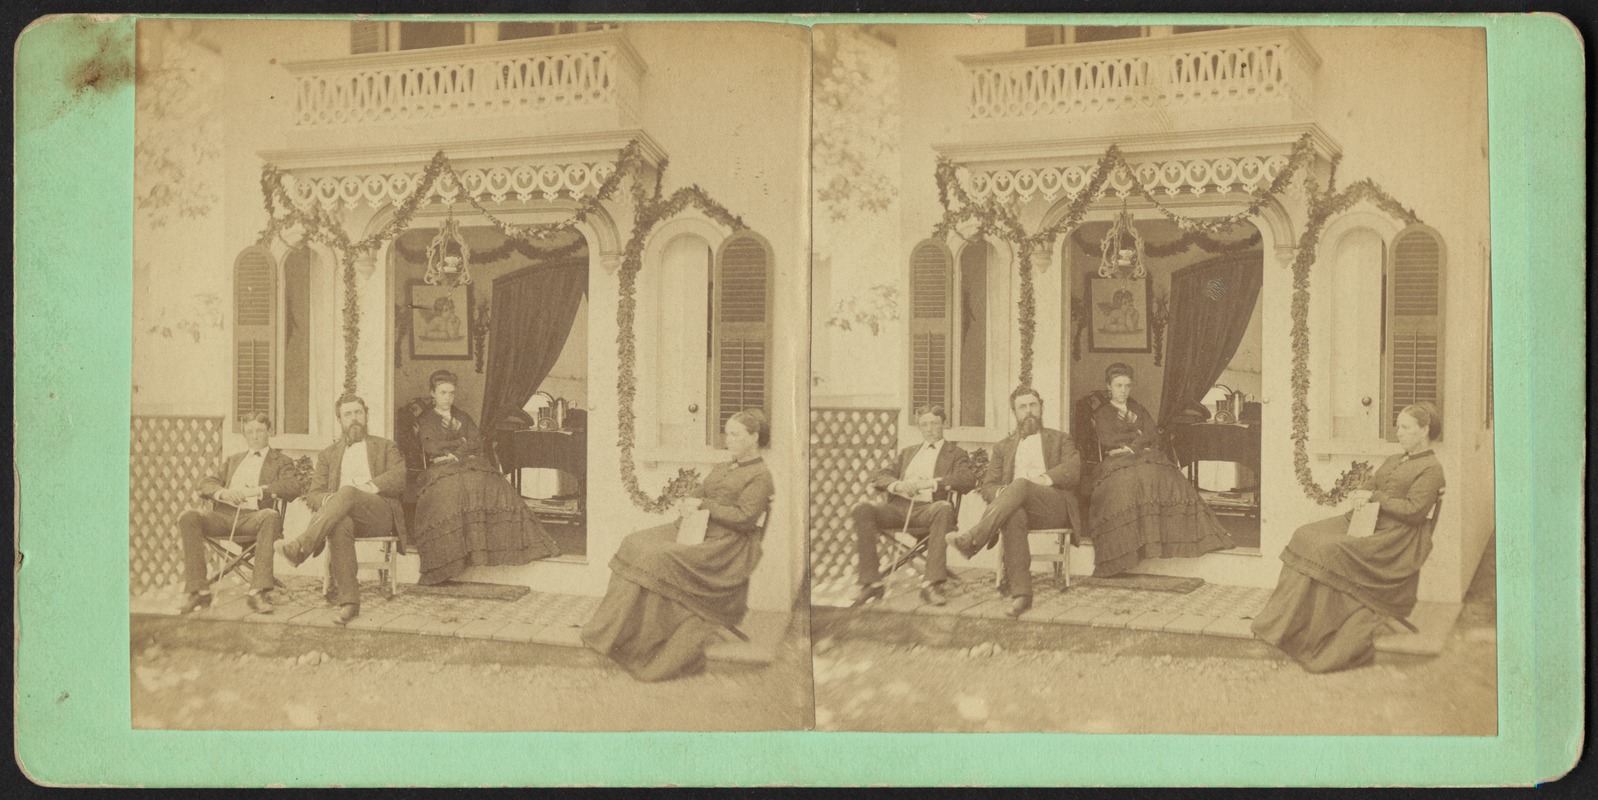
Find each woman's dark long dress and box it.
[1088,399,1235,577]
[581,457,774,682]
[412,407,559,585]
[1253,451,1445,673]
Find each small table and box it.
[1170,421,1260,518]
[495,429,587,519]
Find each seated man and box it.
[852,405,976,607]
[176,412,302,614]
[275,394,408,626]
[951,387,1081,617]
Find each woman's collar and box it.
[732,454,764,467]
[1404,448,1435,459]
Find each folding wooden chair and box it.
[708,505,772,643]
[201,497,289,591]
[877,491,965,597]
[320,534,401,601]
[995,491,1086,594]
[1391,486,1447,634]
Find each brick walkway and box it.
[131,577,790,666]
[813,566,1459,655]
[814,566,1271,639]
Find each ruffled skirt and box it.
[411,463,560,585]
[1088,451,1235,577]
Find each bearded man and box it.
[950,386,1080,618]
[275,393,408,625]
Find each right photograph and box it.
[809,22,1495,735]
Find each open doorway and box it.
[391,225,590,559]
[1066,217,1263,549]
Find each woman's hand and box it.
[676,498,704,519]
[1345,489,1374,510]
[1108,446,1134,457]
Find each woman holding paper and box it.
[582,409,775,681]
[1253,402,1446,673]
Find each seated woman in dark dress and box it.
[411,370,559,585]
[1088,363,1235,577]
[1253,402,1446,673]
[582,409,775,682]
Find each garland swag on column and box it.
[931,134,1427,505]
[256,141,749,513]
[1288,159,1422,505]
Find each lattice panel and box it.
[130,416,223,595]
[808,407,901,595]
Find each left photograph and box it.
[128,18,813,731]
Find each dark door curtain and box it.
[1156,251,1264,427]
[479,259,588,442]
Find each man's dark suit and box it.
[852,440,977,586]
[960,427,1081,597]
[179,448,303,593]
[288,435,408,607]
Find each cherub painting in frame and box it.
[409,281,472,360]
[1088,276,1151,353]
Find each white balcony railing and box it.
[960,28,1318,122]
[284,30,646,128]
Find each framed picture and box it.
[408,281,473,360]
[1087,276,1152,353]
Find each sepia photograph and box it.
[14,9,1587,789]
[126,18,813,732]
[809,22,1496,735]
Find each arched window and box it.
[280,247,315,435]
[710,234,773,445]
[656,234,714,449]
[908,240,952,415]
[1383,225,1446,440]
[957,243,991,428]
[232,245,320,435]
[232,246,276,431]
[1327,228,1387,440]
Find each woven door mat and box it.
[1074,574,1205,593]
[403,581,532,601]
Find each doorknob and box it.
[1361,396,1373,407]
[688,403,699,413]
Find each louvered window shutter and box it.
[909,241,953,415]
[712,236,771,444]
[234,247,276,432]
[1384,226,1445,440]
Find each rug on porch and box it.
[1074,574,1205,593]
[403,581,532,601]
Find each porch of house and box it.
[810,547,1463,661]
[810,406,1460,660]
[129,574,791,669]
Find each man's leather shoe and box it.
[276,539,307,567]
[1006,594,1033,618]
[920,583,948,606]
[333,604,360,626]
[276,538,324,568]
[951,533,982,560]
[246,591,273,614]
[178,593,212,615]
[851,583,885,607]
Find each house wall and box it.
[134,20,810,611]
[837,24,1492,601]
[388,227,590,414]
